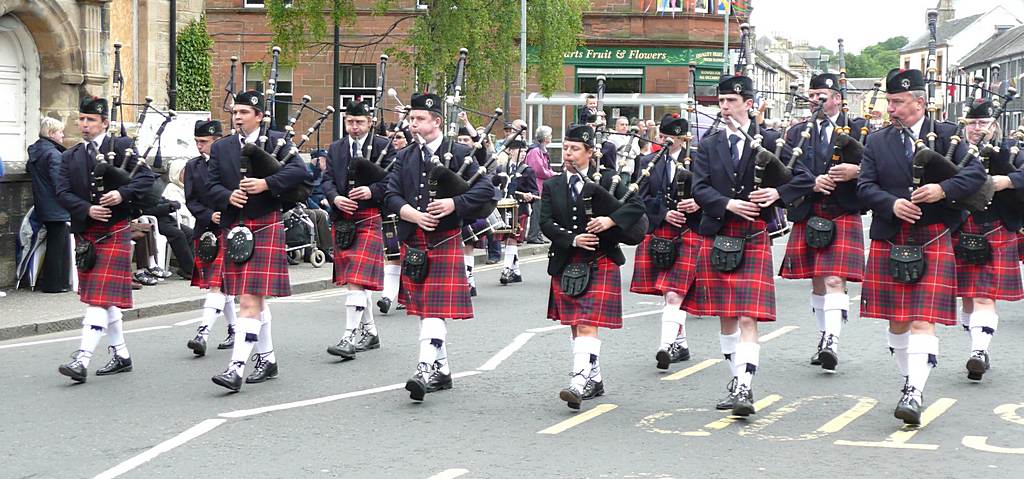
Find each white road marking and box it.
[526,325,569,333]
[759,326,799,343]
[172,317,203,326]
[219,371,482,419]
[478,333,535,371]
[0,326,172,350]
[428,469,470,479]
[624,309,662,319]
[93,418,227,479]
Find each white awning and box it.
[526,92,693,106]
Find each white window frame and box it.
[243,0,292,8]
[657,0,684,13]
[242,63,294,130]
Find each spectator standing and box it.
[524,125,554,244]
[26,117,71,293]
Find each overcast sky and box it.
[749,0,1024,53]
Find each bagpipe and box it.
[235,46,334,205]
[899,119,993,213]
[345,54,394,187]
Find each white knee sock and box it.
[106,307,129,358]
[906,334,938,397]
[504,244,519,273]
[419,317,448,373]
[383,264,401,300]
[822,293,848,351]
[464,255,476,287]
[572,336,600,390]
[969,311,998,353]
[345,291,366,337]
[888,331,910,378]
[256,306,275,362]
[229,316,262,375]
[660,304,687,349]
[77,306,108,367]
[222,295,237,327]
[719,331,741,375]
[811,293,826,333]
[734,341,760,388]
[200,292,227,334]
[360,290,378,336]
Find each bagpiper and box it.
[55,96,156,382]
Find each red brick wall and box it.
[204,0,743,141]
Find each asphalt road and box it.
[3,237,1024,478]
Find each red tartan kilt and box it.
[222,210,291,297]
[77,220,133,309]
[684,218,775,321]
[861,223,957,325]
[497,213,530,243]
[399,228,474,319]
[1018,231,1024,262]
[954,217,1023,301]
[548,253,623,329]
[779,206,865,281]
[191,234,224,289]
[333,208,384,290]
[630,222,701,298]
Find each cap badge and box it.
[734,83,743,94]
[900,78,911,89]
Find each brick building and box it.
[205,0,747,146]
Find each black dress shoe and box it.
[731,385,756,417]
[425,364,453,393]
[559,386,583,410]
[716,377,739,410]
[147,266,173,279]
[469,286,477,297]
[327,337,357,359]
[188,328,209,357]
[217,327,235,350]
[894,387,922,425]
[355,332,380,351]
[405,363,431,401]
[58,352,88,383]
[95,354,133,376]
[655,343,692,370]
[508,272,523,284]
[377,296,392,314]
[212,364,244,392]
[245,353,278,384]
[810,332,824,365]
[966,350,990,381]
[500,268,512,285]
[582,379,604,400]
[819,348,838,372]
[134,272,158,286]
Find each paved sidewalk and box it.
[0,243,549,340]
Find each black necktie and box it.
[903,132,914,161]
[570,175,581,203]
[729,135,741,171]
[87,141,98,160]
[816,121,830,161]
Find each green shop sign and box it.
[527,46,725,68]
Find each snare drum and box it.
[493,198,519,235]
[766,206,791,239]
[382,214,400,260]
[462,210,504,246]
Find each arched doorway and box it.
[0,14,40,165]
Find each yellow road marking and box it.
[538,404,618,435]
[816,397,878,434]
[703,394,783,430]
[834,397,956,450]
[661,358,723,381]
[758,326,799,343]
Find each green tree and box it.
[846,36,908,78]
[176,16,214,111]
[263,0,587,109]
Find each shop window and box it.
[657,0,684,13]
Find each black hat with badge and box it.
[410,92,443,115]
[505,139,528,150]
[234,90,264,111]
[809,73,841,92]
[966,99,996,119]
[345,100,371,117]
[885,68,925,94]
[718,74,755,99]
[564,124,595,148]
[457,126,475,138]
[659,113,689,136]
[80,96,108,116]
[194,120,223,138]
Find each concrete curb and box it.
[0,242,550,342]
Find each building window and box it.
[338,64,377,110]
[242,63,293,131]
[657,0,684,13]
